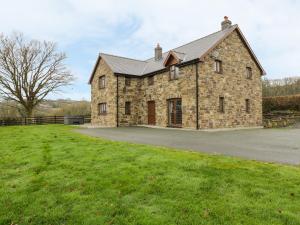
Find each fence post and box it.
[54,115,56,124]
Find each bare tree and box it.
[0,32,73,117]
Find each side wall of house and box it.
[117,76,140,126]
[91,59,117,127]
[136,65,197,129]
[199,30,263,129]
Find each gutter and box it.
[195,62,200,130]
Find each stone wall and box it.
[117,76,140,126]
[91,59,117,127]
[137,64,197,129]
[198,30,263,129]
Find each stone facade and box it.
[91,30,263,129]
[91,59,117,127]
[198,30,263,128]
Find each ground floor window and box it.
[219,97,225,113]
[98,103,107,115]
[168,98,182,127]
[125,101,131,115]
[245,99,250,113]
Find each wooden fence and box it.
[0,115,91,126]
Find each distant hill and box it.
[0,99,91,118]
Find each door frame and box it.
[167,98,182,128]
[147,100,156,125]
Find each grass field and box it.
[0,125,300,225]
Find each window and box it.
[98,103,107,115]
[125,77,131,86]
[246,67,252,79]
[214,60,223,74]
[148,76,154,86]
[169,65,180,80]
[219,97,225,113]
[125,101,131,115]
[245,99,250,113]
[168,98,182,127]
[99,75,106,89]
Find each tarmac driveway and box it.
[76,127,300,165]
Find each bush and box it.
[263,95,300,113]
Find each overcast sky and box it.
[0,0,299,100]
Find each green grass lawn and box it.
[0,125,300,225]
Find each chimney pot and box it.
[221,16,232,30]
[155,43,162,61]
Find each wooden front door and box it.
[148,101,156,125]
[168,98,182,127]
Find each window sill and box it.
[99,113,107,116]
[167,125,182,128]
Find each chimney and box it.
[221,16,232,30]
[155,43,162,61]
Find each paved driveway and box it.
[76,127,300,165]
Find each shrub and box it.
[263,95,300,113]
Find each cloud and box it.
[0,0,299,99]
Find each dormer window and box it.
[214,60,223,74]
[169,65,180,80]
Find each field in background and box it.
[0,125,300,225]
[0,99,91,118]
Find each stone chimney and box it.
[221,16,232,30]
[155,43,162,61]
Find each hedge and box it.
[263,95,300,113]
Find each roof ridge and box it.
[145,24,238,61]
[173,25,237,51]
[100,52,146,63]
[172,50,185,54]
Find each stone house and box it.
[88,17,266,129]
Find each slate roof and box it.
[89,24,265,83]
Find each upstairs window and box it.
[98,103,107,115]
[125,77,131,86]
[99,75,106,89]
[246,67,252,79]
[245,99,250,113]
[219,97,225,113]
[125,101,131,115]
[148,76,154,86]
[170,65,180,80]
[214,60,223,74]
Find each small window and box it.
[99,75,106,89]
[214,60,222,74]
[245,99,250,113]
[170,65,180,80]
[125,77,131,86]
[246,67,252,79]
[219,97,225,113]
[148,76,154,86]
[125,101,131,115]
[98,103,107,115]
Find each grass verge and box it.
[0,125,299,225]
